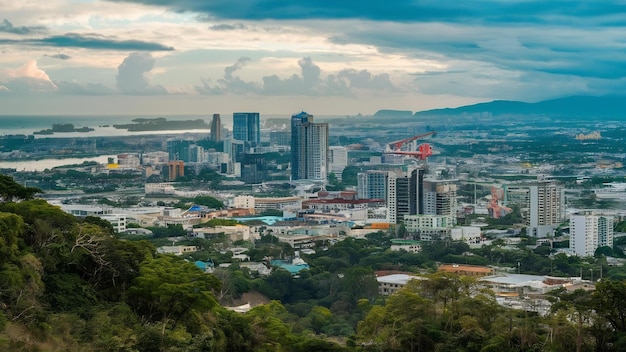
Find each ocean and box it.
[0,115,218,138]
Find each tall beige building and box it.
[506,179,565,237]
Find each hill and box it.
[373,109,413,118]
[414,95,626,118]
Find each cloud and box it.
[0,85,10,93]
[4,60,53,81]
[116,52,167,95]
[56,81,116,95]
[45,53,71,60]
[0,60,57,93]
[0,19,46,35]
[0,33,174,51]
[224,56,251,80]
[337,69,396,91]
[210,23,247,31]
[196,56,400,96]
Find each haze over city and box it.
[2,1,625,115]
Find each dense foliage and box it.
[5,174,626,351]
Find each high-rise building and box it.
[210,114,222,142]
[270,130,290,146]
[386,168,425,223]
[506,179,565,237]
[167,140,191,162]
[329,146,348,180]
[241,153,267,184]
[222,138,244,175]
[167,160,184,181]
[357,170,390,199]
[290,112,329,181]
[233,112,260,147]
[570,212,614,257]
[422,179,458,225]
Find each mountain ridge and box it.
[412,95,626,118]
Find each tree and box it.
[83,215,115,235]
[128,255,221,323]
[246,301,293,351]
[592,280,626,350]
[0,174,41,203]
[550,288,594,352]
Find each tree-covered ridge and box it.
[0,176,343,351]
[5,174,626,351]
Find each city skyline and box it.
[1,1,626,115]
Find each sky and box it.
[1,0,625,116]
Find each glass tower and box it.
[233,112,260,147]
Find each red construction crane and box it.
[386,131,437,160]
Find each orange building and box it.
[168,160,184,181]
[438,264,494,277]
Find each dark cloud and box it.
[209,23,247,31]
[45,53,71,60]
[116,52,167,95]
[0,33,174,51]
[106,1,626,23]
[0,19,46,35]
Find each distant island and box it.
[113,117,209,131]
[33,123,94,135]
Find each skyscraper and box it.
[290,111,329,181]
[357,170,390,199]
[233,112,260,147]
[506,179,564,237]
[386,168,424,223]
[210,113,222,142]
[570,212,614,257]
[166,140,191,162]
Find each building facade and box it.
[570,213,614,257]
[210,113,222,142]
[357,170,390,200]
[422,179,458,226]
[506,179,565,237]
[290,112,329,181]
[329,146,348,180]
[386,168,425,223]
[233,112,260,147]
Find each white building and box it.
[450,226,482,244]
[403,214,452,240]
[329,146,348,180]
[145,183,175,195]
[570,212,614,257]
[506,179,565,238]
[233,195,255,210]
[377,274,424,295]
[100,214,127,233]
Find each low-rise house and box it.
[390,239,422,253]
[157,245,199,255]
[271,256,310,276]
[193,225,252,241]
[377,274,424,295]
